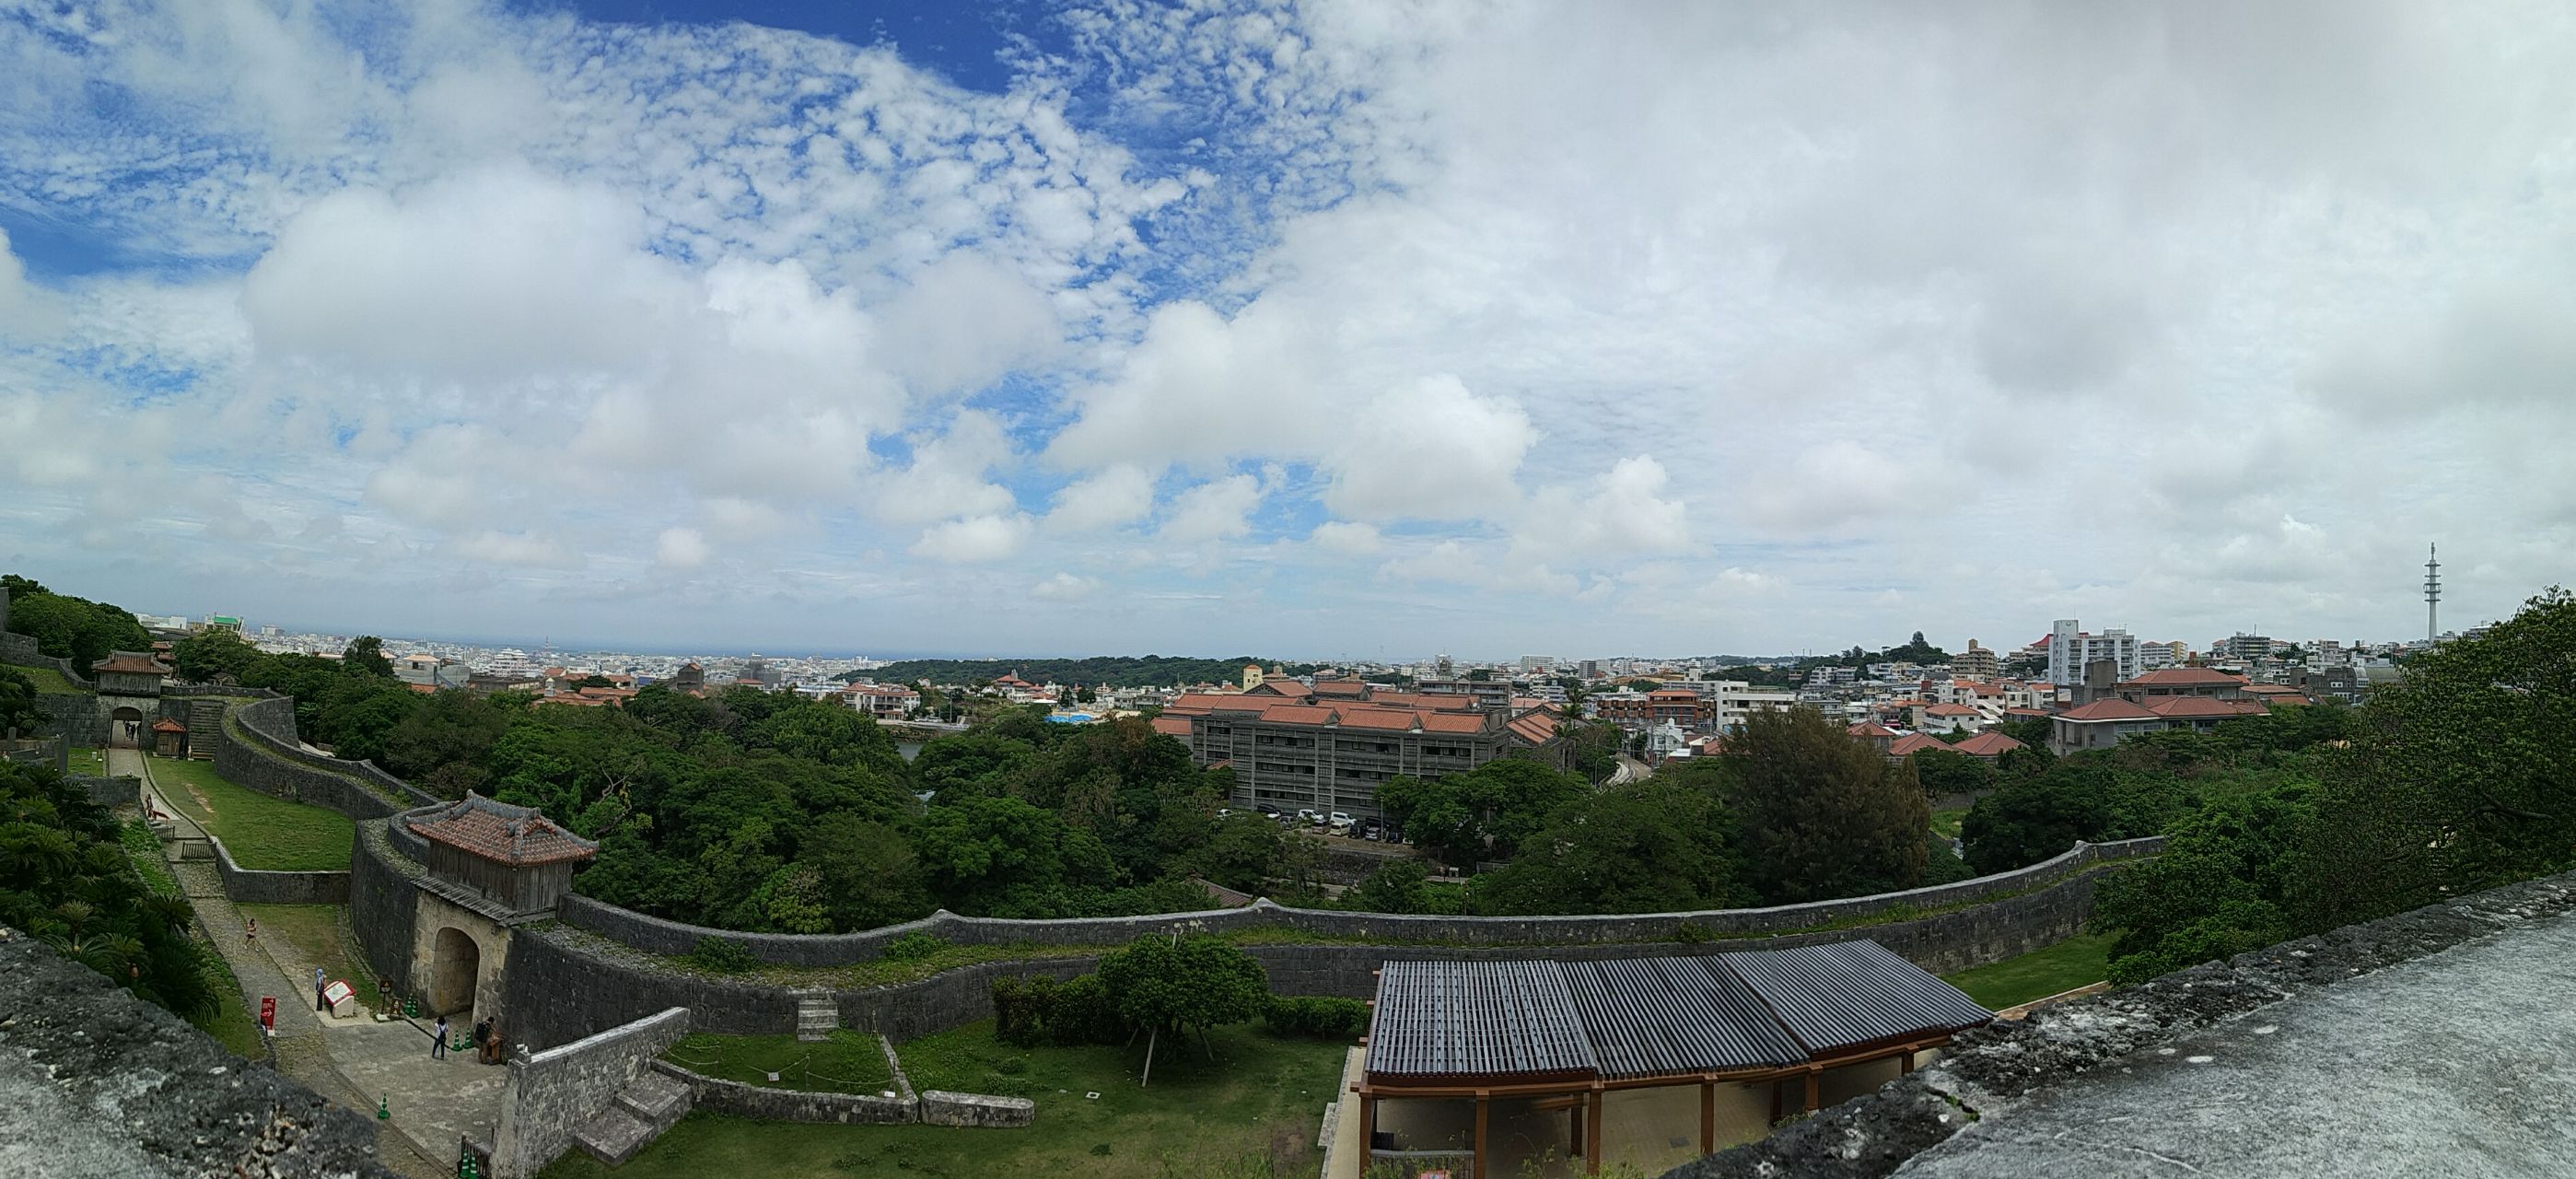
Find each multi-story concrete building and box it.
[1154,679,1566,819]
[2047,620,2140,687]
[1596,688,1713,730]
[1952,640,1999,679]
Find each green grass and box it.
[660,1030,894,1095]
[192,947,267,1059]
[1942,931,2116,1010]
[7,663,88,694]
[235,904,385,1010]
[542,1020,1349,1179]
[68,746,105,776]
[121,820,181,899]
[148,755,354,871]
[1930,807,1969,842]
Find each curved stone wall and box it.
[216,696,437,819]
[556,837,2165,966]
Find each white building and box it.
[2047,620,2141,686]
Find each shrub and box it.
[990,974,1054,1047]
[990,972,1126,1047]
[685,936,759,975]
[880,930,945,963]
[1263,995,1370,1040]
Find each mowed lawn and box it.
[544,1020,1349,1179]
[149,755,354,870]
[236,904,386,1008]
[1942,931,2116,1010]
[660,1030,893,1095]
[9,663,89,695]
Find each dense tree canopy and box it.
[0,759,216,1021]
[1719,706,1929,903]
[1,577,149,671]
[854,656,1321,689]
[1477,778,1754,915]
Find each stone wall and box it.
[0,925,395,1177]
[650,1061,916,1125]
[207,833,354,905]
[220,695,438,815]
[499,849,2125,1053]
[920,1091,1036,1128]
[76,774,137,808]
[34,693,109,745]
[351,820,426,990]
[557,837,2164,968]
[0,629,91,689]
[490,1006,690,1179]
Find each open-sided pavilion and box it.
[1355,940,1992,1176]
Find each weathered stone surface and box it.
[0,927,395,1178]
[490,1007,688,1179]
[652,1061,915,1126]
[920,1090,1036,1128]
[1662,870,2576,1179]
[209,834,352,905]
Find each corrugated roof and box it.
[1561,957,1804,1077]
[1722,941,1992,1055]
[1367,960,1597,1082]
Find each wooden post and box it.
[1700,1080,1716,1154]
[1586,1089,1604,1173]
[1770,1078,1784,1124]
[1802,1070,1819,1113]
[1474,1093,1489,1179]
[1899,1049,1916,1075]
[1358,1094,1375,1158]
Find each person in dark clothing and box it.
[472,1020,490,1064]
[431,1014,448,1059]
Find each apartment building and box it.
[2047,619,2141,686]
[1154,679,1567,819]
[1952,640,1999,679]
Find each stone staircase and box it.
[572,1070,693,1167]
[796,993,837,1042]
[183,699,224,760]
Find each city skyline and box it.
[4,2,2570,654]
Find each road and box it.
[1608,754,1652,786]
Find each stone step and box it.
[614,1070,694,1134]
[572,1104,655,1167]
[795,996,837,1042]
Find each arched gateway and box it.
[401,794,597,1025]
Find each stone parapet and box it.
[207,832,353,905]
[492,1007,690,1179]
[650,1060,917,1125]
[920,1090,1035,1127]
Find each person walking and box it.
[431,1014,448,1060]
[314,966,328,1012]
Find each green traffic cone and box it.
[377,1094,390,1121]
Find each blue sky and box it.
[1,1,2570,658]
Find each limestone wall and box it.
[219,695,438,814]
[556,837,2165,968]
[351,820,426,990]
[207,833,353,905]
[76,774,137,808]
[920,1091,1035,1127]
[650,1061,916,1125]
[490,1006,690,1179]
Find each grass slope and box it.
[661,1030,893,1095]
[543,1020,1349,1179]
[9,664,89,694]
[68,746,105,776]
[1941,931,2116,1010]
[149,755,354,871]
[236,904,386,1009]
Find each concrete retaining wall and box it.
[650,1061,916,1125]
[491,1007,690,1179]
[207,833,353,905]
[556,838,2165,968]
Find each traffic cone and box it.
[377,1094,390,1121]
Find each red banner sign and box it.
[259,997,275,1030]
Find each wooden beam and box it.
[1802,1070,1819,1113]
[1474,1093,1490,1179]
[1898,1049,1915,1075]
[1700,1080,1716,1155]
[1586,1089,1604,1173]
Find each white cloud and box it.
[910,513,1034,563]
[870,410,1019,527]
[656,527,711,570]
[1516,456,1692,560]
[1158,474,1264,543]
[871,254,1062,397]
[1032,572,1102,600]
[1046,463,1158,532]
[1309,520,1384,555]
[1323,376,1536,521]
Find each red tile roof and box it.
[1507,714,1560,744]
[1149,716,1195,738]
[1923,704,1977,717]
[2121,668,2247,687]
[1337,708,1422,731]
[1419,712,1488,734]
[1310,680,1370,696]
[91,652,171,676]
[2057,699,2161,722]
[1887,732,1950,756]
[1261,705,1338,725]
[1846,722,1897,738]
[150,718,189,733]
[410,793,597,867]
[2138,696,2269,718]
[1950,731,2024,757]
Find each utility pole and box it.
[2423,543,2442,644]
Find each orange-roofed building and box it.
[1155,678,1566,820]
[1949,731,2024,762]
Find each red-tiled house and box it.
[408,793,597,917]
[1948,731,2025,762]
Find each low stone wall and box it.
[76,774,136,809]
[558,837,2165,969]
[492,1007,690,1179]
[501,848,2124,1053]
[207,834,353,905]
[651,1061,916,1125]
[0,632,91,689]
[921,1091,1035,1128]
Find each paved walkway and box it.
[117,748,489,1179]
[1899,907,2576,1178]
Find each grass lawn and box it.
[1942,931,2116,1010]
[194,949,267,1059]
[68,746,105,776]
[1929,807,1969,842]
[236,904,386,1009]
[147,755,354,870]
[661,1030,894,1095]
[542,1020,1349,1179]
[9,663,88,694]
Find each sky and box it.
[0,1,2569,660]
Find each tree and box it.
[3,589,148,671]
[341,636,394,678]
[1719,706,1928,903]
[1477,779,1753,915]
[1096,934,1268,1081]
[382,690,512,788]
[1191,813,1286,893]
[1348,859,1433,914]
[913,795,1115,917]
[1910,748,1997,798]
[0,667,50,739]
[1959,769,2117,874]
[169,629,262,683]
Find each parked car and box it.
[1295,808,1320,824]
[1254,802,1282,817]
[1328,811,1354,831]
[1215,808,1233,820]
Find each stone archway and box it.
[109,706,144,750]
[429,927,482,1017]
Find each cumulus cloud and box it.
[1309,520,1384,555]
[911,513,1034,563]
[1158,474,1264,544]
[656,527,711,571]
[1323,376,1536,521]
[871,410,1020,527]
[1516,457,1692,560]
[1032,572,1102,600]
[1046,464,1158,532]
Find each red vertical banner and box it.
[259,997,275,1030]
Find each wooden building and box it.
[409,793,598,916]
